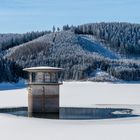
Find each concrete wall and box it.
[28,84,59,113]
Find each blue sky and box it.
[0,0,140,33]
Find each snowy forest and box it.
[0,22,140,82]
[74,23,140,55]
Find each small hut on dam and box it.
[23,66,63,114]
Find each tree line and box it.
[3,30,140,82]
[0,31,50,51]
[74,22,140,56]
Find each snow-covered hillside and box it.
[0,30,140,82]
[0,82,140,140]
[78,35,119,59]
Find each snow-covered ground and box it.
[0,82,140,140]
[79,35,119,59]
[60,82,140,106]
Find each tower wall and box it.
[28,84,59,113]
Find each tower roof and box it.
[23,66,63,72]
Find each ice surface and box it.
[0,82,140,140]
[60,82,140,107]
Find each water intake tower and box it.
[23,66,63,114]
